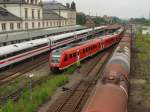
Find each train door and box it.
[76,49,80,67]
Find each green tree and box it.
[76,12,86,25]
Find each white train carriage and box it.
[0,38,49,68]
[50,26,107,49]
[0,26,107,69]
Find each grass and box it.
[136,35,150,108]
[0,76,27,96]
[128,33,150,112]
[0,75,69,112]
[64,64,78,74]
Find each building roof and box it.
[0,0,42,5]
[0,7,22,21]
[0,0,25,4]
[43,9,65,20]
[43,1,72,11]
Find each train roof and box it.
[49,26,107,41]
[51,46,71,56]
[0,38,49,56]
[50,28,93,41]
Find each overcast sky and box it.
[43,0,150,19]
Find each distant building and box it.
[43,1,76,26]
[0,0,76,32]
[142,26,150,35]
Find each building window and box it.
[1,23,6,31]
[50,21,52,27]
[47,22,49,27]
[43,22,45,27]
[38,22,40,28]
[32,22,34,28]
[17,23,21,29]
[54,21,55,27]
[32,9,34,19]
[65,21,67,25]
[10,23,14,30]
[31,0,34,4]
[25,8,28,19]
[57,21,59,26]
[38,10,40,19]
[35,0,37,4]
[25,22,28,29]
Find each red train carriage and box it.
[49,33,121,73]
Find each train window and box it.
[83,49,85,53]
[0,43,49,61]
[90,47,92,50]
[73,53,76,57]
[86,48,88,52]
[92,46,94,49]
[55,36,74,43]
[64,54,68,61]
[69,54,73,58]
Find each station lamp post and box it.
[28,74,34,101]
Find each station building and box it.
[0,0,78,46]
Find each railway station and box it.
[0,0,150,112]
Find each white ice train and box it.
[0,26,111,69]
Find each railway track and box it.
[0,75,51,104]
[0,53,49,85]
[0,47,108,104]
[47,45,116,112]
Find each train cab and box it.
[50,46,71,72]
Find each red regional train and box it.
[49,29,124,73]
[82,35,131,112]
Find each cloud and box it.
[43,0,150,19]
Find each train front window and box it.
[51,56,60,64]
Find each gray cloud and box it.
[43,0,150,19]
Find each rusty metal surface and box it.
[83,84,128,112]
